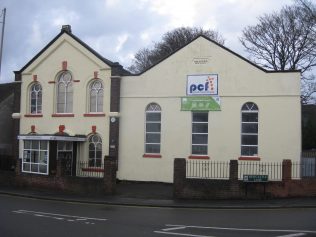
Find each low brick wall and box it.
[174,158,316,199]
[0,158,117,195]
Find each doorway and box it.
[57,141,74,176]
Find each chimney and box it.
[61,25,72,33]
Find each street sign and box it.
[243,174,268,182]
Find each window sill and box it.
[52,113,75,117]
[82,168,104,173]
[83,113,106,117]
[143,154,162,158]
[24,114,43,117]
[238,156,261,161]
[188,155,210,160]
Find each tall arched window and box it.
[89,134,102,167]
[145,103,161,154]
[57,71,73,113]
[89,80,104,112]
[241,102,259,156]
[30,83,42,114]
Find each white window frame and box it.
[145,103,161,154]
[89,134,102,167]
[22,140,49,175]
[29,83,42,114]
[56,71,73,113]
[191,112,208,156]
[241,102,259,157]
[89,80,104,113]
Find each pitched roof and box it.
[131,34,301,76]
[18,26,131,76]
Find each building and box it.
[15,26,301,183]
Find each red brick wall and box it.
[174,158,316,199]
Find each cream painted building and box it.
[15,26,301,183]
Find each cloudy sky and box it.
[0,0,294,83]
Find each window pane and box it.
[96,151,102,159]
[242,113,258,122]
[192,134,208,144]
[97,90,103,112]
[90,91,97,112]
[146,113,161,121]
[31,151,39,163]
[146,123,161,132]
[23,163,30,172]
[39,151,48,164]
[40,141,48,150]
[192,145,207,155]
[24,140,31,149]
[146,133,161,143]
[31,164,39,172]
[241,146,258,156]
[242,135,258,145]
[89,151,95,159]
[145,144,160,153]
[23,150,30,162]
[39,164,47,173]
[192,123,208,133]
[193,113,208,122]
[31,140,39,149]
[242,123,258,133]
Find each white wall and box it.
[117,37,301,183]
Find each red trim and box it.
[143,154,162,158]
[238,156,261,161]
[52,113,74,117]
[48,81,56,84]
[82,167,104,173]
[24,114,43,117]
[73,80,80,82]
[83,113,106,117]
[188,155,210,160]
[33,75,37,81]
[62,61,67,70]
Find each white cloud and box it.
[115,33,129,53]
[28,22,43,48]
[148,0,198,28]
[50,9,80,27]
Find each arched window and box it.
[30,83,42,114]
[89,80,104,112]
[56,71,73,113]
[89,134,102,167]
[241,102,259,156]
[145,103,161,154]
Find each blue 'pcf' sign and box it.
[187,74,218,96]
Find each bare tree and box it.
[128,27,225,74]
[240,1,316,73]
[240,0,316,103]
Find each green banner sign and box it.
[181,96,221,111]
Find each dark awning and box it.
[18,134,86,142]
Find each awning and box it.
[18,134,86,142]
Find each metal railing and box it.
[238,161,283,181]
[293,160,316,179]
[76,161,104,178]
[186,160,230,179]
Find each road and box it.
[0,194,316,237]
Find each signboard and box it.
[187,74,218,96]
[243,175,268,182]
[181,96,221,111]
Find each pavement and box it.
[1,182,316,209]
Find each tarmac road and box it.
[1,194,316,237]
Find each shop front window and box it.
[22,140,48,175]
